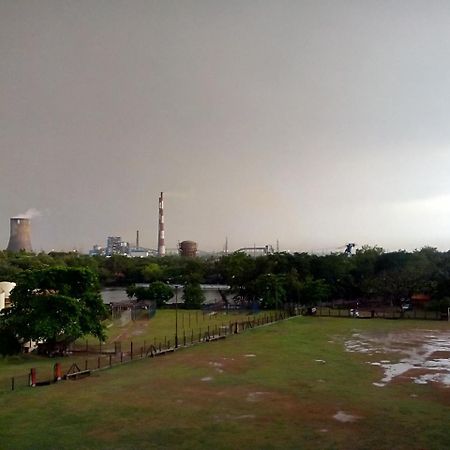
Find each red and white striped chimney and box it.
[158,192,165,256]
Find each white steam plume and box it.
[15,208,42,219]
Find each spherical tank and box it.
[179,240,198,257]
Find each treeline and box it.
[1,247,450,311]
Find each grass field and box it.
[0,317,449,449]
[0,310,272,390]
[102,309,268,348]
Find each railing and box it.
[0,310,294,393]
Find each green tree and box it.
[182,283,205,309]
[0,325,21,355]
[255,273,286,309]
[127,282,174,307]
[142,263,164,283]
[1,267,107,354]
[299,277,330,306]
[284,268,302,303]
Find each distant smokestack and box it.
[136,230,140,248]
[158,192,165,256]
[6,217,33,252]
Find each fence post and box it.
[131,341,133,360]
[54,363,62,382]
[98,357,101,369]
[11,377,14,391]
[30,368,36,387]
[109,354,112,366]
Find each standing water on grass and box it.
[345,329,450,387]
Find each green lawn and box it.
[0,310,272,390]
[101,309,270,348]
[0,317,449,449]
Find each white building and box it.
[0,281,16,310]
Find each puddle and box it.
[244,354,256,358]
[315,359,326,364]
[246,391,267,402]
[333,411,360,423]
[213,414,255,422]
[201,377,213,382]
[209,361,223,367]
[345,329,450,387]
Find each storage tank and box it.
[179,240,198,257]
[6,218,32,252]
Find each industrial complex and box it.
[4,192,276,257]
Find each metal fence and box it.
[0,310,293,393]
[4,306,445,394]
[0,373,30,392]
[316,306,448,320]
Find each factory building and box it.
[104,237,129,256]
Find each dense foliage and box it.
[0,266,107,354]
[1,247,450,311]
[127,281,174,307]
[182,283,206,309]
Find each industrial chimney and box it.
[6,217,33,252]
[158,192,165,256]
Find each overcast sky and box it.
[1,0,450,253]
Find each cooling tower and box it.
[6,218,33,252]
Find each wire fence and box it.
[2,306,446,393]
[0,310,293,393]
[316,307,448,320]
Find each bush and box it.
[0,326,21,355]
